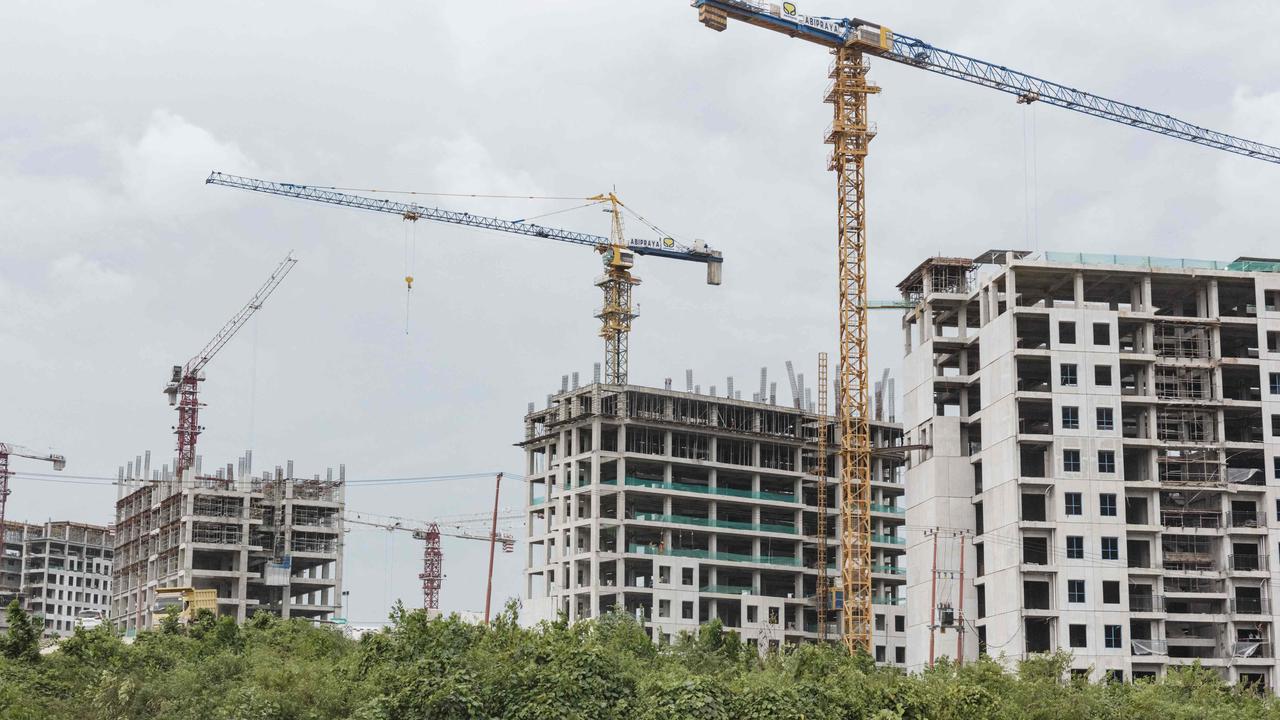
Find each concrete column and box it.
[1005,268,1017,309]
[1073,271,1084,306]
[1141,276,1153,312]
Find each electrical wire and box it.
[9,469,527,488]
[307,185,589,202]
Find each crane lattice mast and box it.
[813,353,829,641]
[165,252,297,475]
[693,0,1280,654]
[206,172,724,386]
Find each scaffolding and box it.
[896,257,976,303]
[1158,448,1222,485]
[1156,409,1215,443]
[192,495,243,518]
[191,522,242,545]
[1153,322,1212,359]
[1155,366,1214,400]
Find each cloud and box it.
[119,109,258,214]
[48,252,135,302]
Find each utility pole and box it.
[928,529,939,666]
[484,472,503,623]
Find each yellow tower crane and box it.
[693,0,1280,654]
[207,173,723,386]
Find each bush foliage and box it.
[3,600,1279,719]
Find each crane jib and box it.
[695,0,1280,164]
[207,172,721,263]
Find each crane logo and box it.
[662,237,675,248]
[782,2,797,18]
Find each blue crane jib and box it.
[694,0,1280,164]
[205,172,723,283]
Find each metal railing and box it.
[626,543,802,567]
[1228,511,1265,529]
[1160,510,1221,529]
[699,584,757,595]
[1129,595,1164,612]
[1131,639,1168,656]
[1229,554,1268,572]
[1233,641,1272,659]
[632,511,797,535]
[1231,597,1272,615]
[624,476,797,503]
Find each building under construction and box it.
[521,371,908,661]
[1,521,113,636]
[900,250,1280,687]
[111,451,345,633]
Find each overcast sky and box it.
[3,1,1278,624]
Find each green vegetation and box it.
[2,599,1279,719]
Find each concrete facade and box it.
[520,379,908,662]
[111,452,345,633]
[0,521,113,636]
[902,251,1280,688]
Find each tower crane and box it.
[693,0,1280,653]
[164,252,297,475]
[205,172,724,385]
[0,443,66,536]
[346,512,517,611]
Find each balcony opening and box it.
[1025,618,1052,654]
[1117,320,1146,353]
[1018,400,1053,436]
[1125,496,1149,525]
[1122,405,1150,439]
[1015,315,1051,350]
[1124,448,1151,482]
[1218,279,1257,317]
[1222,366,1263,402]
[1221,325,1260,359]
[1151,277,1205,317]
[1119,362,1148,396]
[1024,580,1050,610]
[1234,586,1265,615]
[1227,450,1265,486]
[1016,357,1051,393]
[1129,585,1158,612]
[1020,443,1048,478]
[1230,500,1262,529]
[1126,539,1151,569]
[1022,536,1048,565]
[1021,493,1047,522]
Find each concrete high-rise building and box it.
[520,377,908,661]
[0,521,114,636]
[111,452,345,633]
[901,251,1280,687]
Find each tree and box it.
[1,600,41,663]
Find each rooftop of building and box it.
[980,249,1280,274]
